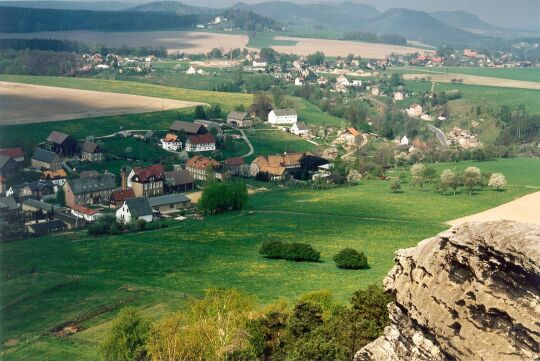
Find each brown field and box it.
[447,191,540,226]
[0,81,204,125]
[270,36,434,58]
[402,73,540,90]
[0,31,249,54]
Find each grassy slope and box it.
[243,129,318,162]
[2,157,540,360]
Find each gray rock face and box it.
[356,221,540,361]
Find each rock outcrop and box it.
[356,221,540,361]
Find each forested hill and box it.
[0,6,201,32]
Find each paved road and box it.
[238,129,254,158]
[427,124,447,147]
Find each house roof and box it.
[272,109,297,117]
[132,165,164,182]
[32,148,59,164]
[71,204,99,215]
[148,193,190,207]
[185,155,220,170]
[47,131,70,145]
[79,170,100,179]
[410,103,422,109]
[224,157,244,167]
[0,148,24,158]
[164,170,194,186]
[110,188,136,202]
[66,174,117,194]
[124,197,153,217]
[346,127,360,136]
[21,180,54,192]
[169,121,205,134]
[81,141,102,154]
[163,133,178,142]
[187,133,215,145]
[0,155,13,169]
[28,219,65,232]
[252,153,304,175]
[294,121,309,131]
[22,199,55,212]
[0,196,18,211]
[227,111,249,121]
[42,169,67,179]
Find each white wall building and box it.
[268,109,298,125]
[116,197,153,224]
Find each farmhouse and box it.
[148,193,191,213]
[185,133,216,152]
[9,180,55,200]
[252,58,268,67]
[70,204,103,222]
[223,157,245,176]
[81,141,104,162]
[0,148,24,162]
[186,65,197,74]
[394,92,404,101]
[336,75,350,87]
[371,87,380,96]
[63,174,117,207]
[116,197,153,224]
[109,188,136,208]
[339,127,361,146]
[160,133,182,151]
[169,121,208,136]
[291,121,310,136]
[185,155,220,181]
[268,109,298,125]
[164,170,195,192]
[42,169,68,187]
[31,148,62,171]
[250,153,304,180]
[128,165,165,198]
[46,131,77,156]
[227,111,253,128]
[407,103,423,117]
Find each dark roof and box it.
[0,196,18,211]
[32,148,59,164]
[227,111,249,121]
[110,189,136,202]
[22,199,55,212]
[132,165,164,183]
[0,155,13,169]
[300,155,328,171]
[19,180,54,193]
[67,174,117,194]
[164,170,194,186]
[224,157,244,167]
[81,141,102,154]
[79,170,100,179]
[294,121,309,131]
[169,121,206,134]
[272,109,297,117]
[0,148,24,158]
[28,219,66,232]
[124,197,153,217]
[46,131,70,145]
[148,193,190,207]
[187,133,215,145]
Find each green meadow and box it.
[393,66,540,82]
[2,157,540,360]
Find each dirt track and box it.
[447,190,540,226]
[402,73,540,90]
[0,81,204,125]
[271,37,434,59]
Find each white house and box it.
[291,121,310,136]
[70,205,103,222]
[160,133,182,151]
[336,75,350,87]
[268,109,298,125]
[421,114,433,121]
[185,133,216,152]
[371,87,380,96]
[186,65,197,74]
[351,80,362,87]
[400,135,409,146]
[394,92,404,101]
[294,77,304,86]
[407,104,423,117]
[252,58,268,67]
[116,197,153,224]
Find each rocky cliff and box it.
[356,221,540,361]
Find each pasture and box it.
[2,158,540,360]
[401,73,540,90]
[395,66,540,83]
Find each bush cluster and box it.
[198,181,248,215]
[333,248,369,269]
[259,240,321,262]
[87,215,169,236]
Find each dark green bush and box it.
[333,248,368,269]
[259,241,320,262]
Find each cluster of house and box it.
[445,127,480,149]
[78,53,157,74]
[161,121,217,152]
[225,108,311,137]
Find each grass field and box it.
[244,128,318,162]
[393,66,540,83]
[294,98,345,128]
[246,32,298,48]
[2,157,540,360]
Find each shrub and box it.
[333,248,368,269]
[259,241,321,262]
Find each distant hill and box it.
[0,6,200,32]
[0,0,133,11]
[131,1,217,16]
[431,10,496,31]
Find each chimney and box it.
[121,166,127,190]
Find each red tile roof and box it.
[132,164,164,182]
[224,157,244,166]
[187,133,215,145]
[71,204,99,215]
[0,147,24,158]
[110,188,136,202]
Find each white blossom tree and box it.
[488,173,507,191]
